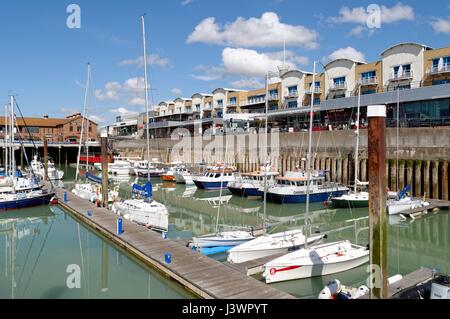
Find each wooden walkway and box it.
[54,187,295,299]
[400,199,450,219]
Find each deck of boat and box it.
[54,187,295,299]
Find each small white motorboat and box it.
[262,240,369,284]
[227,229,324,264]
[387,196,430,215]
[28,155,64,180]
[72,183,118,203]
[112,199,169,231]
[174,171,195,185]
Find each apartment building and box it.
[143,43,450,137]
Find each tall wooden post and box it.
[44,139,48,181]
[367,105,388,299]
[101,133,109,208]
[101,241,109,292]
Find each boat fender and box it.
[318,286,333,299]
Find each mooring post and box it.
[44,139,48,181]
[367,105,388,299]
[101,241,109,292]
[101,132,109,208]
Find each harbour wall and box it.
[114,128,450,201]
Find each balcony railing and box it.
[304,87,321,94]
[427,63,450,75]
[228,101,238,107]
[203,104,212,111]
[285,91,299,98]
[214,104,224,109]
[240,97,265,107]
[268,94,279,101]
[359,77,378,86]
[389,70,413,81]
[330,82,347,91]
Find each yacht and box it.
[193,167,236,190]
[228,166,279,197]
[266,171,349,204]
[161,164,188,182]
[71,183,118,203]
[28,155,64,180]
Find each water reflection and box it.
[0,205,193,299]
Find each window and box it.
[69,126,73,132]
[288,101,298,108]
[216,111,223,118]
[361,71,376,80]
[229,97,237,105]
[432,79,450,85]
[269,105,278,111]
[195,104,201,112]
[88,127,92,132]
[77,126,81,133]
[362,89,377,95]
[334,93,346,99]
[217,99,223,107]
[313,97,321,105]
[28,127,39,134]
[269,89,278,98]
[393,64,411,77]
[288,86,298,96]
[334,77,346,84]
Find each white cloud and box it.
[118,54,170,68]
[110,107,138,116]
[187,12,319,49]
[123,77,147,92]
[191,65,225,81]
[95,81,121,101]
[431,18,450,34]
[231,78,263,89]
[128,98,146,106]
[222,48,300,77]
[171,88,182,96]
[329,3,414,24]
[89,115,106,123]
[324,47,366,64]
[95,78,147,103]
[181,0,195,5]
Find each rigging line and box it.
[77,223,87,298]
[22,219,54,297]
[16,224,40,289]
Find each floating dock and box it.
[54,187,295,299]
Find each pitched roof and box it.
[0,117,68,127]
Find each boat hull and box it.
[228,186,244,197]
[331,198,369,208]
[193,237,252,248]
[267,190,348,204]
[0,193,55,211]
[161,175,175,182]
[194,180,230,190]
[264,253,369,284]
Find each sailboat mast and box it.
[76,63,91,182]
[304,61,317,249]
[354,85,361,192]
[141,15,151,182]
[5,104,9,177]
[262,72,269,236]
[396,88,400,195]
[10,96,15,175]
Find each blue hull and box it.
[243,188,261,197]
[194,181,229,190]
[0,193,55,211]
[267,191,348,204]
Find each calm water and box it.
[7,166,447,299]
[129,177,449,299]
[0,166,194,299]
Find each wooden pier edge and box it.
[55,187,296,299]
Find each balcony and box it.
[214,104,224,109]
[228,100,238,107]
[329,82,347,91]
[240,97,265,107]
[285,91,299,99]
[203,104,212,111]
[358,77,378,86]
[268,94,279,101]
[389,70,413,81]
[427,63,450,75]
[304,87,322,95]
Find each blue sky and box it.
[0,0,449,125]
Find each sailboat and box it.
[27,155,64,180]
[228,69,325,263]
[331,85,369,208]
[261,62,369,283]
[111,15,168,232]
[0,96,55,210]
[71,64,117,204]
[386,88,429,215]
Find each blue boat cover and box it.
[398,184,411,200]
[86,172,102,184]
[132,182,153,198]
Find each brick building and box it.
[0,113,97,143]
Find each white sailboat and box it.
[331,85,369,208]
[111,15,168,232]
[261,62,368,283]
[71,64,117,204]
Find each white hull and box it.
[387,197,429,215]
[227,230,324,264]
[193,231,254,248]
[174,172,194,185]
[72,184,118,203]
[109,166,130,176]
[112,200,168,231]
[263,241,369,283]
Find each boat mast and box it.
[5,104,9,177]
[262,72,269,236]
[76,63,91,183]
[304,61,317,249]
[10,96,15,176]
[354,85,361,192]
[141,15,151,182]
[396,88,400,197]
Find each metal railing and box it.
[427,63,450,75]
[304,87,322,94]
[285,91,299,98]
[330,82,347,90]
[389,70,413,81]
[358,77,378,86]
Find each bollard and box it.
[63,192,68,203]
[117,218,123,235]
[162,232,168,239]
[164,253,172,264]
[87,210,93,217]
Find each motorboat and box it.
[71,183,118,203]
[27,155,64,180]
[174,170,195,185]
[228,166,279,197]
[266,170,349,204]
[330,191,369,208]
[227,229,324,264]
[192,231,255,248]
[193,167,236,190]
[262,240,369,283]
[387,185,430,215]
[161,164,188,182]
[135,161,165,177]
[108,159,132,176]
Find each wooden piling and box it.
[343,157,348,186]
[433,161,440,199]
[44,139,48,181]
[398,160,405,192]
[414,161,422,197]
[101,133,109,208]
[424,161,431,199]
[441,161,449,201]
